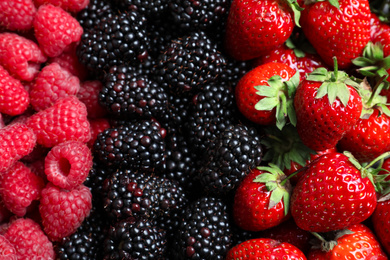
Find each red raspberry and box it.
[26,158,48,183]
[3,218,55,259]
[33,4,83,57]
[0,65,30,116]
[39,183,92,241]
[0,123,37,173]
[26,95,91,148]
[0,234,17,260]
[0,32,47,81]
[0,0,36,31]
[87,117,110,148]
[0,162,45,217]
[30,62,80,111]
[45,141,92,189]
[34,0,90,13]
[48,44,89,81]
[77,80,107,119]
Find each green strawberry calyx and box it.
[261,124,316,171]
[306,57,360,107]
[311,229,354,252]
[254,70,300,130]
[304,0,340,9]
[284,0,304,27]
[254,163,292,216]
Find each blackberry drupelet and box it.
[185,82,238,153]
[103,217,167,260]
[99,64,168,121]
[199,123,263,195]
[93,119,166,171]
[77,10,151,73]
[220,58,253,88]
[76,0,114,31]
[154,30,226,96]
[55,206,107,260]
[170,196,233,259]
[168,0,230,32]
[102,169,187,223]
[84,160,115,199]
[111,0,169,19]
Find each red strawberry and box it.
[233,164,291,232]
[371,197,390,255]
[290,152,377,232]
[235,62,299,129]
[300,0,371,69]
[226,238,306,260]
[293,60,362,151]
[307,224,388,259]
[224,0,302,61]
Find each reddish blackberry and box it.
[99,64,168,121]
[184,82,238,153]
[77,10,151,73]
[76,0,114,31]
[111,0,169,19]
[198,123,263,195]
[102,169,187,223]
[103,217,167,260]
[154,30,226,96]
[168,0,230,32]
[169,196,233,259]
[93,119,166,171]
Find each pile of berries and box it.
[1,0,390,259]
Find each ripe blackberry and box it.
[170,196,233,259]
[185,82,238,153]
[154,30,226,96]
[168,0,230,32]
[220,58,253,88]
[93,119,166,171]
[199,123,263,195]
[111,0,169,19]
[76,0,114,31]
[77,10,151,73]
[102,169,187,223]
[103,217,167,260]
[99,64,168,121]
[84,160,115,198]
[55,206,107,260]
[158,94,192,135]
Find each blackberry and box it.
[93,119,166,171]
[168,0,230,33]
[99,64,168,121]
[102,170,187,223]
[159,94,192,135]
[84,160,115,198]
[199,123,263,195]
[170,196,233,259]
[111,0,169,19]
[185,82,238,153]
[154,30,226,96]
[55,206,107,260]
[76,0,114,31]
[77,10,151,73]
[103,217,167,260]
[220,58,253,88]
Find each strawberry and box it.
[293,59,362,151]
[300,0,371,69]
[233,164,291,232]
[235,62,299,129]
[372,197,390,255]
[224,0,302,61]
[307,224,388,259]
[290,152,378,232]
[226,238,306,260]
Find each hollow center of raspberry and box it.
[59,158,71,176]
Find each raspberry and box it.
[29,62,81,112]
[0,123,37,173]
[45,141,93,190]
[48,44,89,81]
[39,183,92,241]
[34,0,90,13]
[77,80,107,119]
[33,4,83,58]
[0,65,30,116]
[0,162,45,217]
[0,0,37,31]
[87,117,110,149]
[25,95,91,148]
[0,234,17,260]
[0,32,47,81]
